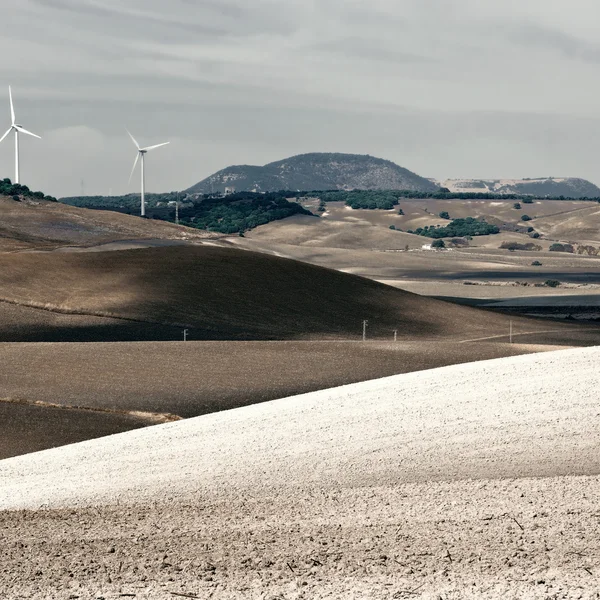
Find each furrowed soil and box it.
[0,340,577,458]
[1,347,600,599]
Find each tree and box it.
[431,239,446,248]
[521,215,532,221]
[531,260,542,266]
[439,211,450,219]
[398,208,404,215]
[389,224,396,230]
[513,202,521,209]
[522,197,534,204]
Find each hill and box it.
[1,347,599,598]
[0,339,558,458]
[186,152,439,194]
[438,177,600,198]
[0,194,212,251]
[0,244,585,341]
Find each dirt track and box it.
[1,347,600,598]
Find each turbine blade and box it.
[126,129,140,149]
[140,141,170,152]
[0,127,12,143]
[14,125,41,139]
[128,152,140,184]
[8,86,14,125]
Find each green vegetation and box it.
[62,191,312,234]
[522,197,534,204]
[319,190,401,210]
[439,211,450,219]
[0,178,56,202]
[513,202,521,209]
[521,215,532,221]
[431,239,446,248]
[545,279,561,287]
[531,260,542,266]
[178,193,312,234]
[413,217,499,239]
[500,242,542,251]
[398,208,404,215]
[549,243,574,253]
[389,225,396,230]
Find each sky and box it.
[2,0,600,197]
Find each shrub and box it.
[530,232,540,238]
[417,217,499,238]
[527,227,534,232]
[549,243,574,253]
[500,242,542,251]
[431,239,446,248]
[531,260,542,266]
[398,208,404,215]
[522,197,534,204]
[439,211,450,219]
[521,215,532,221]
[545,279,561,287]
[513,202,521,209]
[11,194,20,202]
[389,225,396,230]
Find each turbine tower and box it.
[127,130,169,217]
[0,86,41,184]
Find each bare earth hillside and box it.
[0,340,577,459]
[1,347,600,598]
[0,195,212,251]
[0,244,592,341]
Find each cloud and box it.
[1,0,600,195]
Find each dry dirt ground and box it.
[237,200,600,305]
[0,340,581,459]
[0,196,213,251]
[0,244,591,342]
[1,347,600,598]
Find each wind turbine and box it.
[0,86,41,184]
[127,130,169,217]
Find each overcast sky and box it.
[2,0,600,196]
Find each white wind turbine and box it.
[0,86,41,184]
[127,130,169,217]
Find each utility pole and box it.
[362,319,368,342]
[393,329,397,343]
[183,329,188,342]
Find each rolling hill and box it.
[1,348,600,598]
[0,244,584,341]
[186,152,439,194]
[438,177,600,198]
[0,194,212,251]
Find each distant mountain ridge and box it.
[437,178,600,199]
[187,153,439,194]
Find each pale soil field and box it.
[2,347,600,598]
[0,340,583,459]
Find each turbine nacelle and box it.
[126,129,170,217]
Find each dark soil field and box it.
[0,339,581,459]
[0,244,594,342]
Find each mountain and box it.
[437,177,600,198]
[187,153,439,194]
